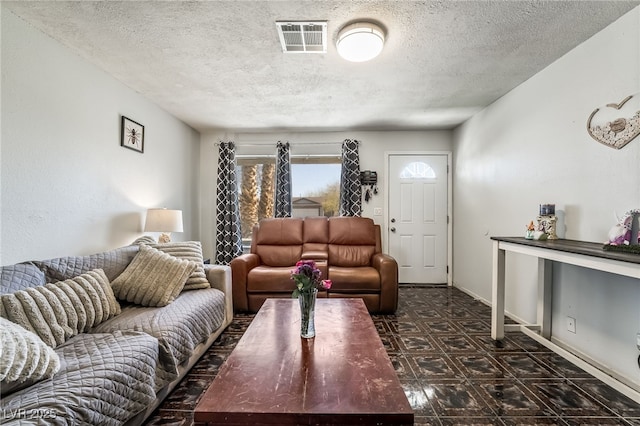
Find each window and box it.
[399,161,436,179]
[291,160,341,218]
[236,157,276,242]
[236,155,341,248]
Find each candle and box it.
[539,204,555,216]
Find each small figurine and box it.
[606,209,640,246]
[525,221,535,239]
[525,220,548,240]
[533,231,548,240]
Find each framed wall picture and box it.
[120,116,144,153]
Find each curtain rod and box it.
[236,154,341,158]
[214,140,359,147]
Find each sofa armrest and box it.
[301,250,328,283]
[229,253,261,312]
[372,253,399,313]
[301,250,328,261]
[204,264,233,327]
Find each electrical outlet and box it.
[373,207,382,216]
[567,317,576,334]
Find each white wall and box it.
[199,130,452,260]
[1,8,201,265]
[453,7,640,386]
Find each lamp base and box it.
[158,233,172,244]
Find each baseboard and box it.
[518,327,640,404]
[453,284,529,324]
[452,283,640,403]
[549,335,640,399]
[398,282,447,287]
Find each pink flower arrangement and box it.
[291,260,331,298]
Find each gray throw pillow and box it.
[33,245,139,282]
[1,263,46,294]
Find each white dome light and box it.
[336,22,385,62]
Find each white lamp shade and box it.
[337,22,385,62]
[144,209,183,233]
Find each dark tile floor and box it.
[144,286,640,425]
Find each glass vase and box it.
[298,288,318,339]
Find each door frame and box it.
[383,151,453,286]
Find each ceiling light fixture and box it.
[336,22,385,62]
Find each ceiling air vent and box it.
[276,21,327,53]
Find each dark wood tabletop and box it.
[491,236,640,264]
[194,298,413,425]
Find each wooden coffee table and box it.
[194,298,413,425]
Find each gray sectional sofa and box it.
[0,240,233,425]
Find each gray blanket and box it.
[0,331,159,425]
[0,249,228,425]
[91,287,226,386]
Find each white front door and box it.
[388,154,448,284]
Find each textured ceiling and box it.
[4,1,639,132]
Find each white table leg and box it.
[537,258,553,339]
[491,240,506,341]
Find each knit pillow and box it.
[150,241,210,291]
[111,244,197,307]
[0,269,121,348]
[0,317,60,391]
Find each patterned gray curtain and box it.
[215,142,243,265]
[274,141,292,217]
[339,138,362,217]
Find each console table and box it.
[490,237,640,402]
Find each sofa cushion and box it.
[327,266,381,291]
[328,245,375,267]
[255,218,303,245]
[0,317,60,392]
[150,241,210,290]
[302,217,329,254]
[328,217,376,245]
[111,244,197,307]
[328,217,376,267]
[0,263,46,294]
[247,266,297,292]
[254,218,304,267]
[33,245,139,283]
[255,245,303,267]
[0,331,160,425]
[0,269,121,348]
[303,217,328,242]
[92,288,226,381]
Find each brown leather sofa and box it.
[230,216,398,313]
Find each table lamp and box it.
[144,208,183,243]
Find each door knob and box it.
[391,218,396,223]
[390,227,396,232]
